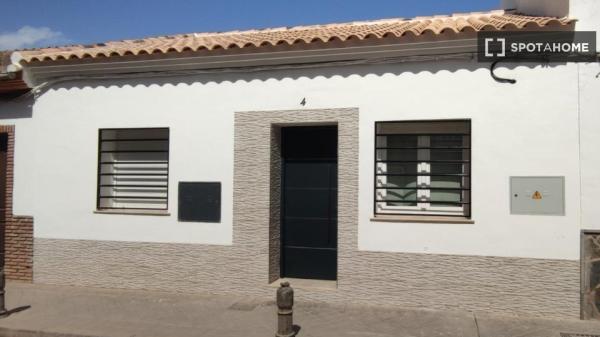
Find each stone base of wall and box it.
[4,216,33,281]
[34,237,580,319]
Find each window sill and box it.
[370,214,474,224]
[94,209,171,216]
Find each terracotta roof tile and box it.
[16,10,574,63]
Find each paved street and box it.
[0,282,598,337]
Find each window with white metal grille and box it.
[374,120,471,217]
[97,128,169,210]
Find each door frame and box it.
[233,108,359,286]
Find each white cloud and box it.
[0,26,68,50]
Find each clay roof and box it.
[16,10,573,63]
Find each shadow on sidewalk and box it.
[0,305,30,319]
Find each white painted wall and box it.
[358,62,581,261]
[571,0,600,52]
[500,0,600,51]
[501,0,570,17]
[0,58,592,261]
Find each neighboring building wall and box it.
[579,61,600,230]
[501,0,570,17]
[4,217,33,281]
[500,0,600,51]
[571,0,600,51]
[0,59,588,317]
[0,125,33,281]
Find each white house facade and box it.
[1,0,599,320]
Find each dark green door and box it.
[281,126,337,280]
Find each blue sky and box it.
[0,0,498,50]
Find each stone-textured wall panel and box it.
[268,127,281,283]
[34,237,580,318]
[346,251,580,318]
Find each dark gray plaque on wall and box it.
[178,182,221,222]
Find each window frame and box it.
[96,127,170,211]
[373,120,471,218]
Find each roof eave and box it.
[21,36,484,84]
[16,11,575,64]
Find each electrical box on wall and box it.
[510,176,565,215]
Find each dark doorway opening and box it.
[280,126,337,280]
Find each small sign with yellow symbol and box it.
[532,191,543,200]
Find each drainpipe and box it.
[0,73,15,80]
[0,62,22,81]
[2,64,22,79]
[1,50,20,80]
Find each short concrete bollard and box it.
[276,281,294,337]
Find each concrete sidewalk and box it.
[0,282,599,337]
